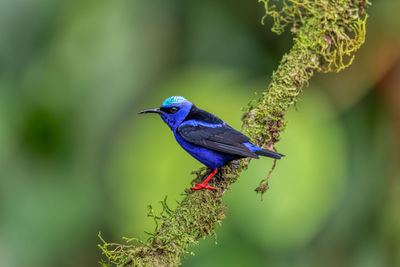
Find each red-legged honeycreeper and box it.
[139,96,284,190]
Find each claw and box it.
[190,168,218,191]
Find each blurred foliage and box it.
[0,0,399,266]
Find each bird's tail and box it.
[255,149,284,159]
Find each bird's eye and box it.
[160,106,180,114]
[170,107,179,113]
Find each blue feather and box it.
[183,120,225,128]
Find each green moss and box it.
[99,163,247,266]
[244,0,369,146]
[99,1,369,266]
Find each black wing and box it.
[178,109,258,159]
[182,105,224,124]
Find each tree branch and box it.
[99,0,369,266]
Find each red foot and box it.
[190,183,215,190]
[191,168,218,191]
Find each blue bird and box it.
[139,96,284,190]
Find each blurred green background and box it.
[1,0,399,266]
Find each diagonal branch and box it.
[99,0,369,266]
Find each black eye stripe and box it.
[160,106,180,114]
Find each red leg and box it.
[191,168,218,190]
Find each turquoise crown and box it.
[162,96,187,107]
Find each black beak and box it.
[138,108,162,114]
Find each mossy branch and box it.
[99,0,369,266]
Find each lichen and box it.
[99,1,369,266]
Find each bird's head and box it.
[139,96,193,130]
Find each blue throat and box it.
[160,101,193,130]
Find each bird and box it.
[139,96,284,190]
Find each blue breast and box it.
[174,131,236,169]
